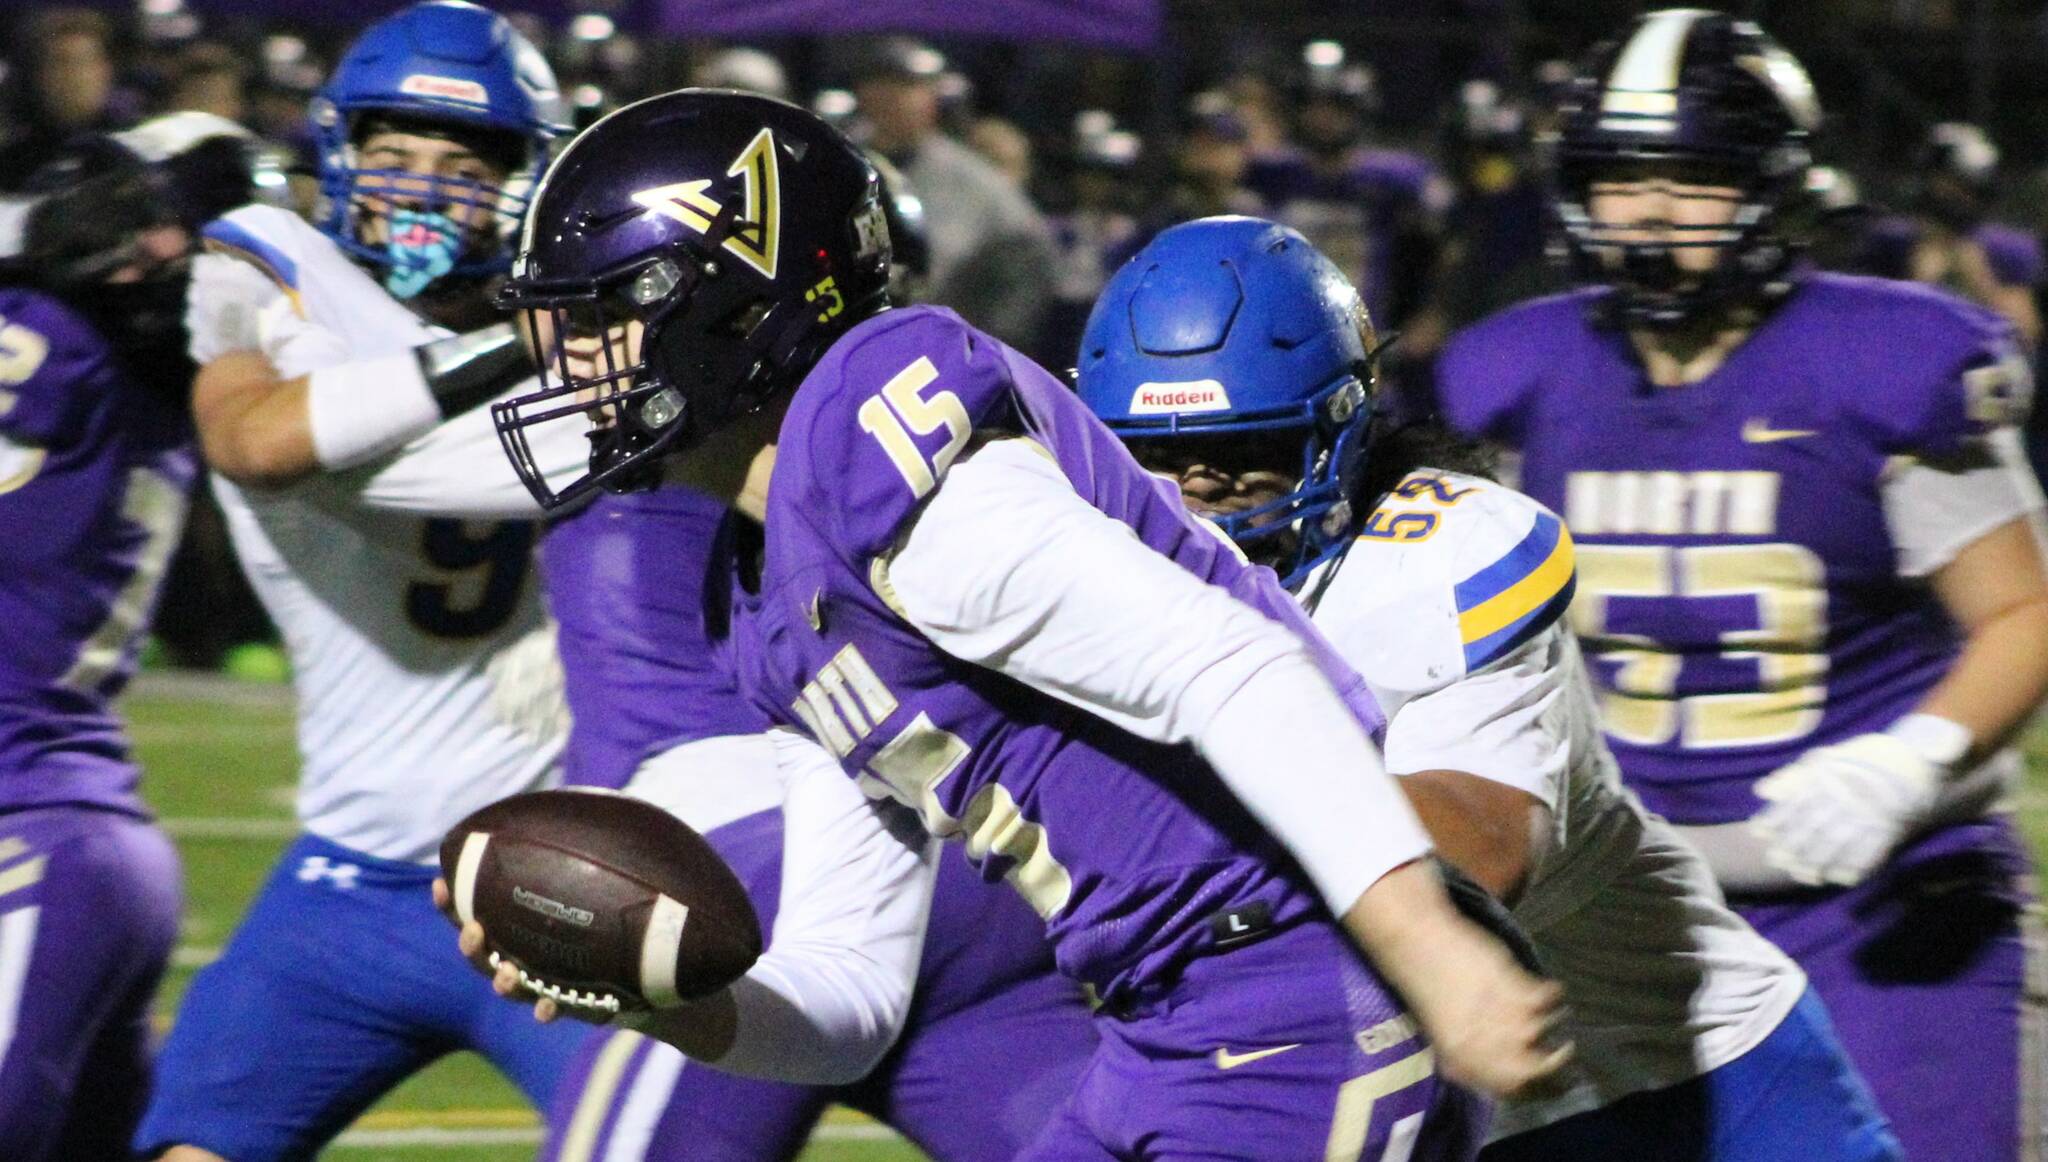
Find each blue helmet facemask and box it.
[312,2,567,299]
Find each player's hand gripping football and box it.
[432,876,619,1025]
[1750,729,1947,888]
[1345,860,1573,1100]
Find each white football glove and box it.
[1749,716,1969,888]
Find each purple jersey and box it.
[1437,272,2020,826]
[540,489,767,788]
[538,481,1067,1017]
[0,289,196,816]
[1857,215,2044,290]
[725,304,1385,1009]
[1246,147,1444,325]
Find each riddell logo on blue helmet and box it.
[399,74,490,104]
[1130,380,1231,415]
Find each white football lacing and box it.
[488,950,626,1015]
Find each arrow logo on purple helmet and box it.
[630,127,782,280]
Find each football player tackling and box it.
[137,6,588,1160]
[1077,214,1900,1160]
[1436,11,2048,1159]
[473,88,1569,1160]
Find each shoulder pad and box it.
[1804,275,2030,456]
[1315,473,1573,696]
[1435,290,1597,447]
[200,205,311,303]
[779,306,1022,561]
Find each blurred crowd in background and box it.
[9,0,2048,671]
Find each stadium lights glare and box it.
[1304,40,1345,68]
[571,13,616,42]
[263,35,306,65]
[814,88,858,119]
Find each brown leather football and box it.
[440,788,762,1013]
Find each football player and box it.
[1434,12,2048,1159]
[134,6,589,1160]
[527,484,1095,1161]
[1855,122,2041,349]
[0,111,258,1162]
[472,87,1569,1160]
[1244,41,1446,336]
[525,178,1095,1162]
[1076,214,1900,1159]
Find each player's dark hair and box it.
[1349,414,1500,511]
[1298,414,1503,616]
[350,112,529,179]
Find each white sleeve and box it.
[1381,626,1571,810]
[186,250,342,376]
[709,730,937,1086]
[1883,427,2048,577]
[884,438,1431,915]
[186,251,278,363]
[328,386,587,519]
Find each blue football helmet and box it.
[1552,9,1819,328]
[494,89,892,510]
[312,1,567,299]
[1075,216,1378,588]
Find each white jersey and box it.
[1303,470,1808,1140]
[187,205,560,862]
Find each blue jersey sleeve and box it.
[0,290,117,451]
[785,306,1026,564]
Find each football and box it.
[439,788,763,1014]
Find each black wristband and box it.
[415,322,532,418]
[1433,856,1546,976]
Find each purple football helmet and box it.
[494,89,891,510]
[1551,9,1820,328]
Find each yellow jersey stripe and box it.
[1459,521,1575,646]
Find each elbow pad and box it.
[308,323,534,470]
[416,322,532,418]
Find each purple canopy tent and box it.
[648,0,1160,51]
[54,0,655,31]
[55,0,1159,48]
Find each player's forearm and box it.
[192,352,319,487]
[1341,857,1463,970]
[198,327,535,487]
[1916,595,2048,760]
[626,945,911,1086]
[618,989,739,1061]
[1398,769,1544,904]
[1197,651,1433,917]
[685,734,931,1085]
[1986,285,2040,351]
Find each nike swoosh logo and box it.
[1213,1043,1304,1070]
[1742,419,1819,443]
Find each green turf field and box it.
[130,676,930,1162]
[129,674,2048,1161]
